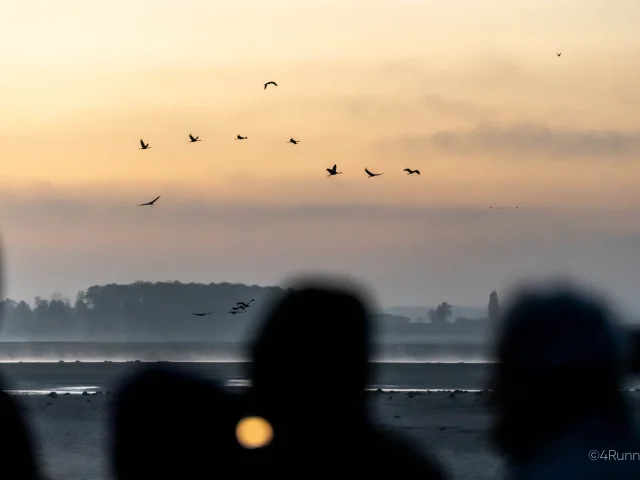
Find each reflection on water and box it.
[7,385,101,395]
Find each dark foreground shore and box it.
[16,390,640,480]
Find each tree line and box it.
[0,282,501,341]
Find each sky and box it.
[1,0,640,314]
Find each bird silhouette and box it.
[192,311,214,316]
[235,299,255,308]
[235,135,247,140]
[556,52,561,57]
[233,305,246,311]
[365,168,383,178]
[403,168,420,175]
[139,139,150,150]
[189,134,201,143]
[264,81,278,90]
[227,309,244,315]
[287,138,299,145]
[137,196,160,206]
[326,164,342,177]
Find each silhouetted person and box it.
[0,240,42,480]
[248,282,446,477]
[0,384,41,480]
[490,286,640,479]
[110,365,246,480]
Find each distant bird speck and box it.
[192,312,213,316]
[403,168,420,175]
[235,135,247,140]
[556,52,561,57]
[326,164,342,177]
[189,134,201,143]
[365,168,383,178]
[139,139,150,150]
[264,81,278,90]
[137,196,160,207]
[287,138,299,145]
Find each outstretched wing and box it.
[189,134,195,141]
[150,196,160,204]
[414,170,421,175]
[365,168,372,176]
[403,168,411,172]
[140,139,145,148]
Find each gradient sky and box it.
[1,0,640,314]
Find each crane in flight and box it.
[192,311,214,316]
[365,168,383,178]
[235,135,247,140]
[139,139,150,150]
[326,164,342,177]
[287,138,299,145]
[137,196,160,206]
[264,81,278,90]
[403,168,421,175]
[236,299,255,309]
[189,134,201,143]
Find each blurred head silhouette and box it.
[0,235,42,480]
[249,277,373,439]
[111,365,246,480]
[490,283,630,462]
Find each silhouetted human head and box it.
[490,285,630,463]
[249,282,372,437]
[0,386,41,480]
[110,365,245,480]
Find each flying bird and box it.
[287,138,299,145]
[235,135,247,140]
[228,309,244,315]
[189,134,201,143]
[264,81,278,90]
[326,164,342,177]
[137,196,160,206]
[403,168,420,175]
[365,168,383,178]
[139,139,150,150]
[556,52,561,57]
[236,299,255,308]
[192,312,214,316]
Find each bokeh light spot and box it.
[235,416,274,449]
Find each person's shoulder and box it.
[368,430,447,479]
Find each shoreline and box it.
[8,386,640,396]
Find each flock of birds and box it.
[134,80,424,207]
[132,54,575,209]
[192,299,255,317]
[135,55,574,314]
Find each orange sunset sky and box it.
[0,0,639,312]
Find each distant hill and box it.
[383,305,486,322]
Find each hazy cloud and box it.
[383,123,640,160]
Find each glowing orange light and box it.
[235,416,274,449]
